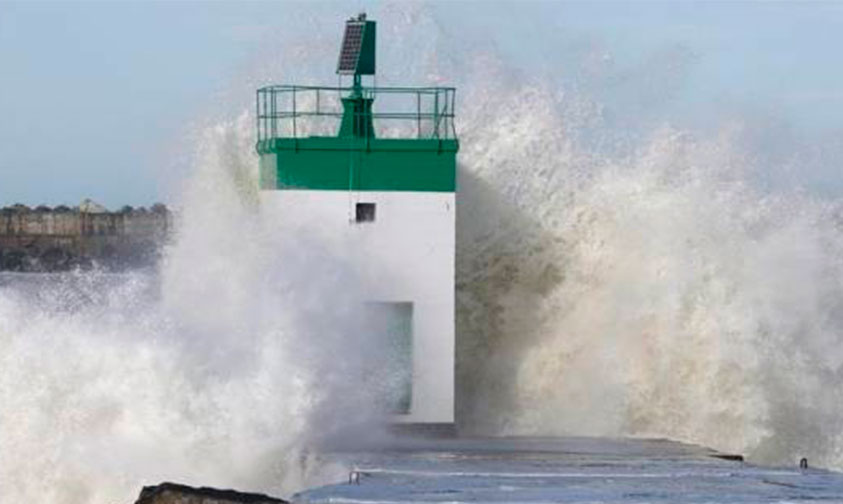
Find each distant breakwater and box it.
[0,200,171,272]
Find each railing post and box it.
[261,90,268,142]
[293,87,297,138]
[271,89,277,139]
[256,90,261,143]
[434,91,439,139]
[450,89,456,139]
[452,90,457,139]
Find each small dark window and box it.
[355,202,376,222]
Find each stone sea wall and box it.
[0,202,172,272]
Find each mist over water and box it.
[0,117,388,502]
[2,3,843,503]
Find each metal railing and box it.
[256,85,457,142]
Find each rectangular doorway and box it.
[365,302,413,415]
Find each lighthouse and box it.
[256,14,459,424]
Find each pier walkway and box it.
[295,436,843,503]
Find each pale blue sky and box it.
[1,1,841,207]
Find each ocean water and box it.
[2,3,843,503]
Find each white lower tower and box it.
[260,191,455,423]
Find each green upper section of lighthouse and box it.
[256,13,459,192]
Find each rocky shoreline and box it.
[134,483,288,504]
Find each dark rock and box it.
[1,250,27,271]
[133,482,289,504]
[711,453,744,462]
[39,247,73,271]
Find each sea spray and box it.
[350,6,843,469]
[456,93,843,467]
[2,4,843,503]
[0,116,385,503]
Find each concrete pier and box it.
[295,436,843,503]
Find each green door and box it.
[366,302,413,414]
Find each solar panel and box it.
[337,22,365,74]
[337,15,375,76]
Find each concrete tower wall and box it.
[260,190,455,424]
